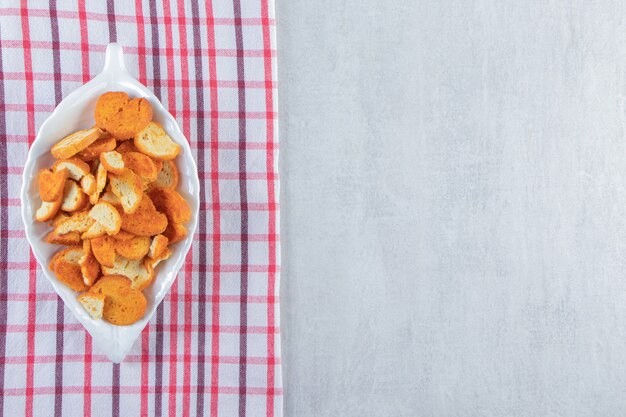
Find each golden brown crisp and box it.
[120,194,168,236]
[50,247,89,291]
[78,134,117,161]
[148,188,191,224]
[104,98,153,140]
[89,275,147,325]
[39,168,68,202]
[94,91,129,129]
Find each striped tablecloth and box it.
[0,1,281,416]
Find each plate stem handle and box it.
[103,43,127,76]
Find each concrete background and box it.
[277,1,626,416]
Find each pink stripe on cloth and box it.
[0,0,281,416]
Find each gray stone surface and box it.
[277,1,626,416]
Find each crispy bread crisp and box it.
[148,247,172,268]
[149,160,178,190]
[46,229,81,246]
[91,235,116,268]
[61,180,88,212]
[115,140,139,154]
[78,134,117,161]
[80,174,96,195]
[54,211,95,235]
[111,230,135,241]
[104,98,153,140]
[35,197,63,222]
[53,158,90,181]
[39,168,68,202]
[133,122,180,160]
[80,240,100,286]
[148,234,169,259]
[99,151,125,175]
[101,256,155,291]
[77,292,106,319]
[89,275,147,325]
[163,222,187,244]
[50,247,89,291]
[148,188,191,224]
[123,151,158,183]
[114,235,150,260]
[90,161,108,205]
[119,194,168,236]
[109,169,143,214]
[95,92,129,129]
[81,222,107,240]
[89,202,121,235]
[51,128,101,159]
[99,189,122,206]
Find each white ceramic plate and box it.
[20,43,200,363]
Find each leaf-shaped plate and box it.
[20,43,200,363]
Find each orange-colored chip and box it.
[94,91,129,129]
[123,152,158,183]
[89,275,147,325]
[51,128,101,160]
[148,234,169,258]
[78,134,117,161]
[38,168,68,202]
[148,188,191,224]
[111,230,135,241]
[46,229,81,246]
[115,140,139,154]
[80,240,100,286]
[120,194,168,236]
[91,235,116,268]
[163,222,187,244]
[114,235,150,260]
[49,247,88,292]
[103,98,153,140]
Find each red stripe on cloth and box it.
[1,354,280,365]
[77,0,90,83]
[1,72,276,89]
[84,335,92,417]
[1,293,277,303]
[199,1,223,416]
[202,202,279,212]
[4,72,275,89]
[0,39,277,58]
[0,166,22,174]
[141,330,150,417]
[20,3,37,416]
[174,1,193,415]
[3,385,284,396]
[0,8,277,26]
[261,0,278,415]
[161,1,179,415]
[198,172,281,181]
[135,0,147,85]
[1,322,278,334]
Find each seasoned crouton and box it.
[51,127,101,159]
